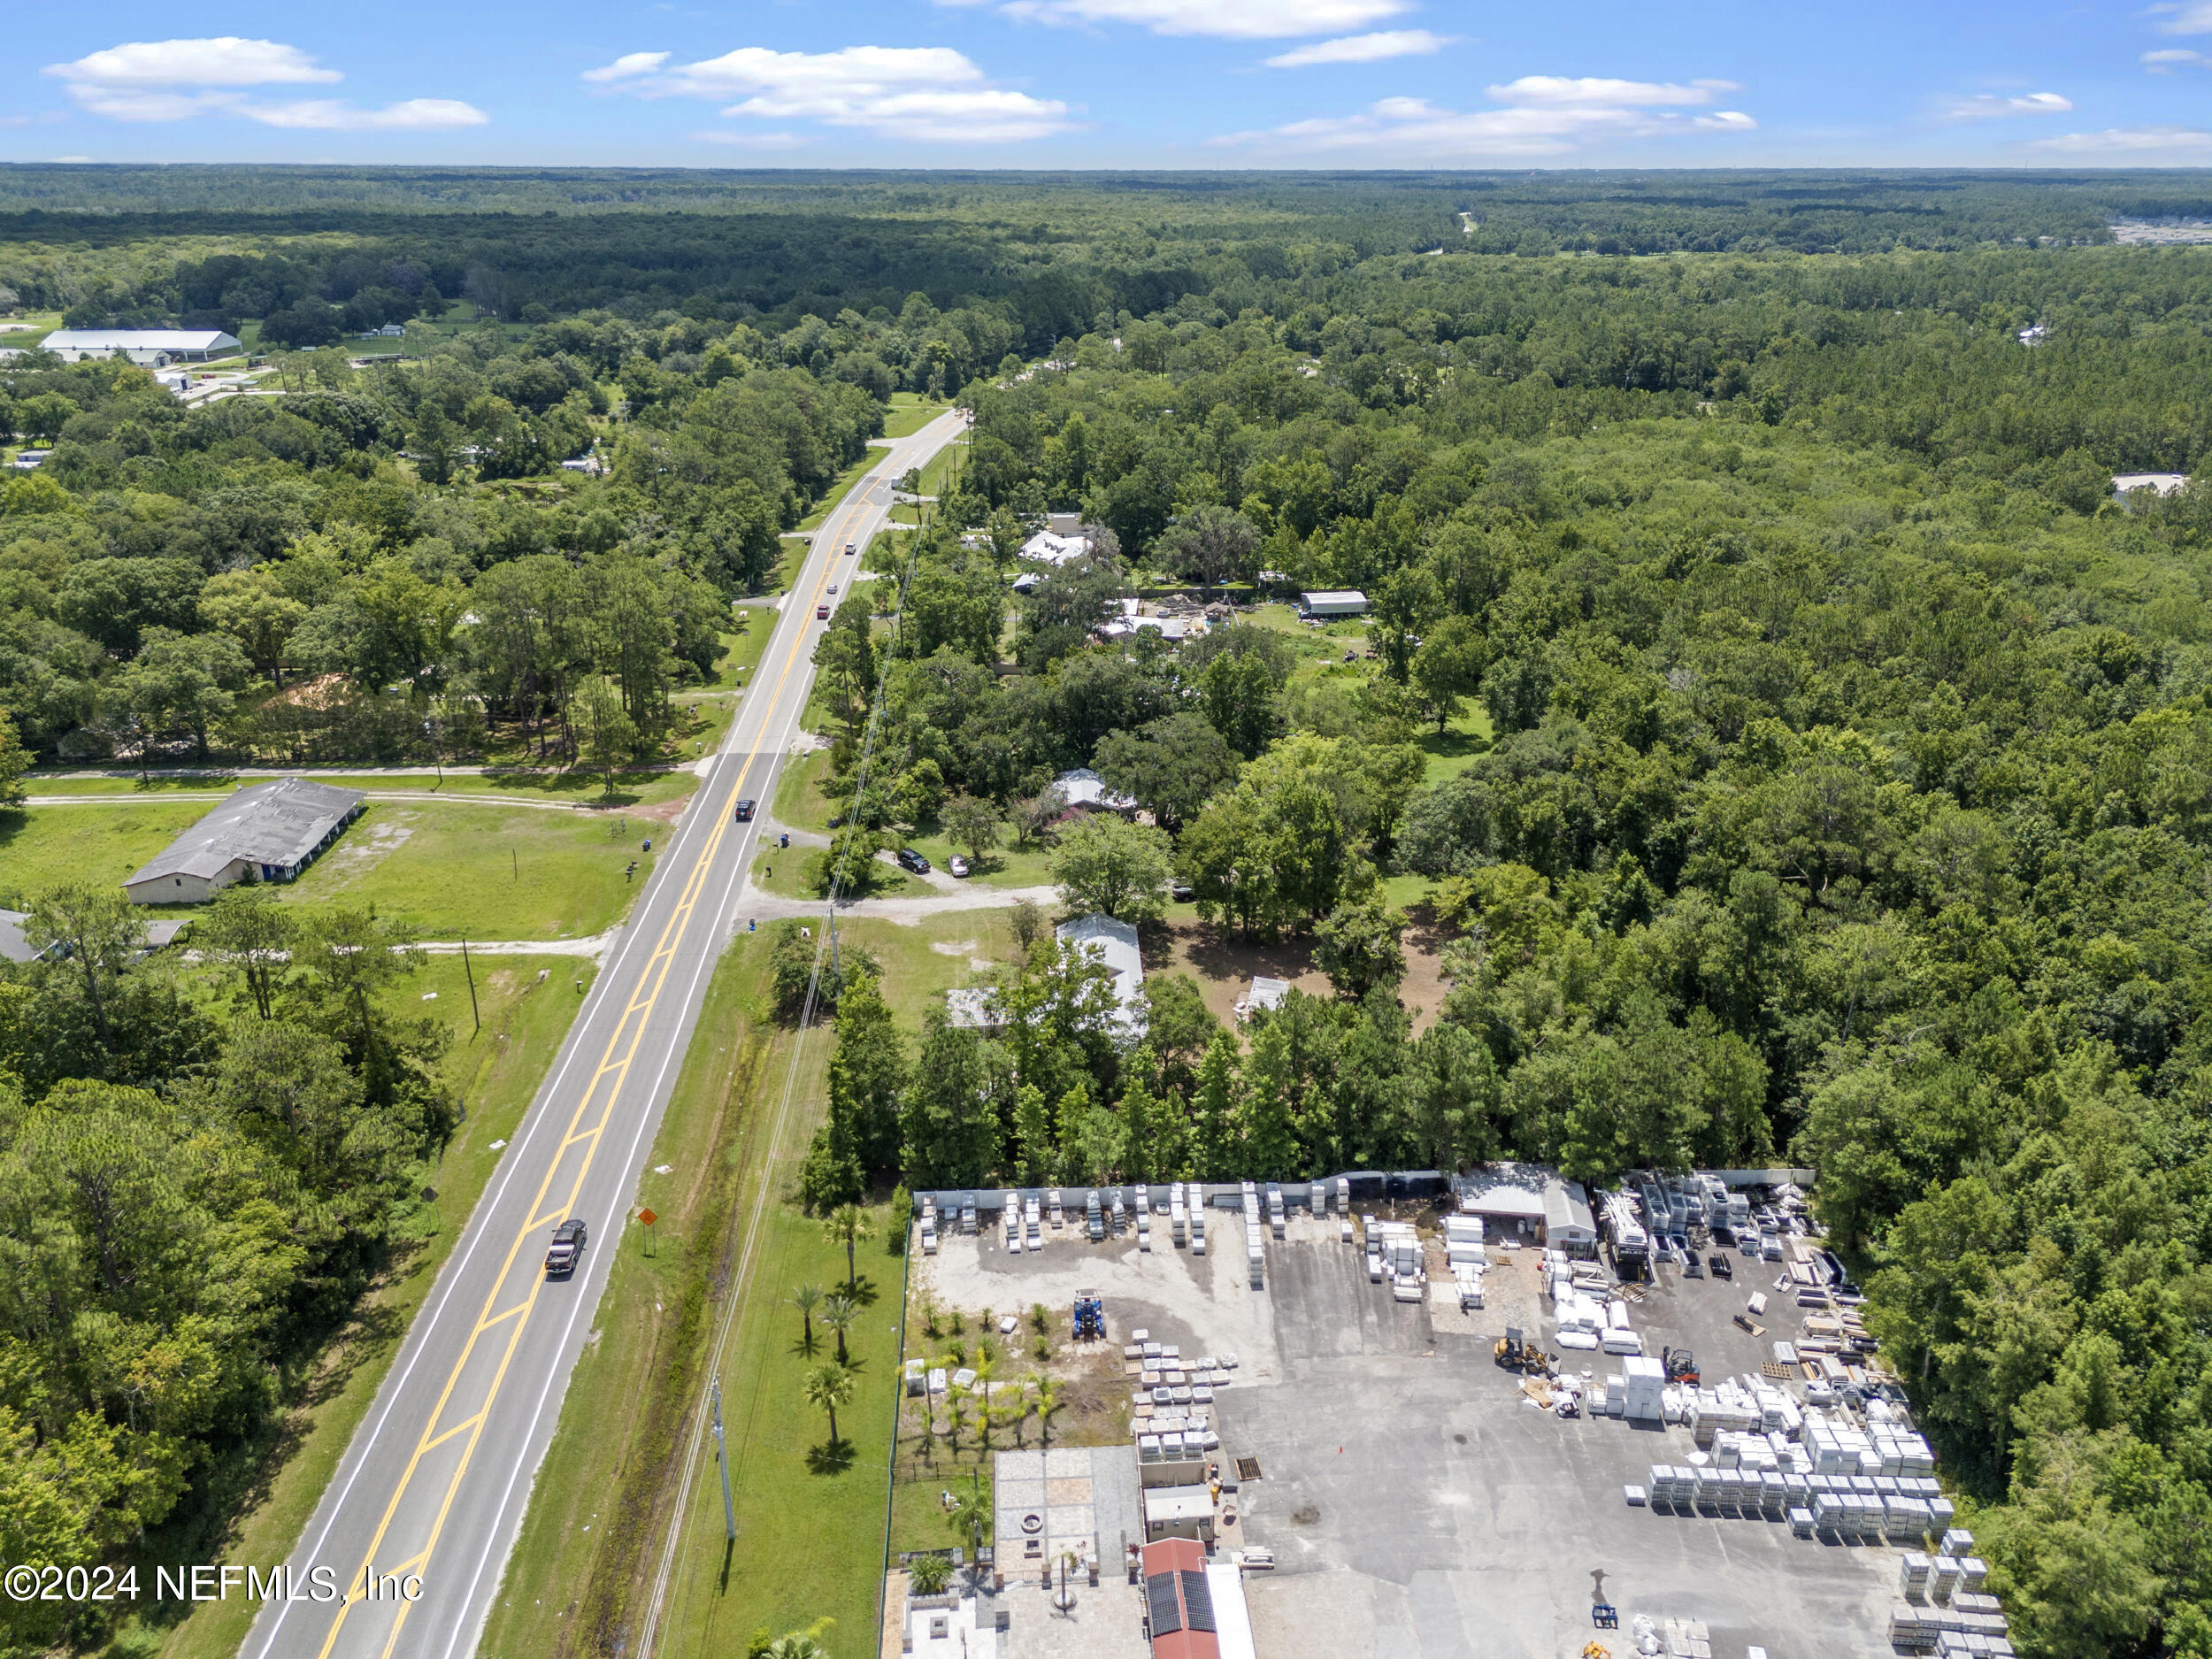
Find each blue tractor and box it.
[1072,1290,1104,1341]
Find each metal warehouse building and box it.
[123,777,366,903]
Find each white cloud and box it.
[693,129,806,150]
[590,44,1073,142]
[1263,30,1452,67]
[246,99,488,130]
[42,36,484,127]
[2143,47,2211,68]
[45,37,339,89]
[2032,125,2212,151]
[1486,75,1732,106]
[583,51,671,84]
[1944,90,2072,118]
[1218,77,1755,157]
[2152,2,2212,31]
[955,0,1407,39]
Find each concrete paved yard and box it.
[1224,1237,1900,1659]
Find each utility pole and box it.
[711,1378,736,1543]
[460,936,480,1033]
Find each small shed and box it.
[1296,589,1369,618]
[1544,1179,1599,1256]
[1237,976,1290,1022]
[1142,1484,1216,1543]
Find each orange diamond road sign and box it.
[637,1208,657,1226]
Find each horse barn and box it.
[122,778,366,903]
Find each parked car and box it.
[544,1217,588,1276]
[816,603,831,620]
[1171,880,1195,902]
[895,847,932,874]
[948,855,971,878]
[1708,1252,1733,1279]
[733,798,756,822]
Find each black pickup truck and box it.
[545,1217,588,1276]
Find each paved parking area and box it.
[918,1213,1902,1659]
[1223,1237,1901,1659]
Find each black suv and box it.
[545,1218,588,1276]
[733,798,756,822]
[895,848,932,874]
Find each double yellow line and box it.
[308,497,856,1659]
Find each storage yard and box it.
[895,1173,1992,1659]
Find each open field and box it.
[281,799,660,939]
[19,764,705,806]
[0,799,210,907]
[150,950,600,1659]
[880,394,954,439]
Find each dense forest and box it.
[9,167,2212,1658]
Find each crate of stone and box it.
[1889,1607,1940,1653]
[1788,1506,1815,1537]
[1901,1552,1933,1601]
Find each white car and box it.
[949,855,971,878]
[1238,1548,1275,1571]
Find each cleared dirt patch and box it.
[1151,920,1330,1030]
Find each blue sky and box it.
[8,2,2212,169]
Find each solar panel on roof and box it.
[1147,1572,1182,1634]
[1180,1568,1215,1632]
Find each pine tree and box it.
[1012,1082,1053,1185]
[1192,1033,1240,1179]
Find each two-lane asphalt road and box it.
[246,407,968,1659]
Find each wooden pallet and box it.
[1761,1362,1795,1380]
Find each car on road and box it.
[895,847,932,874]
[828,583,839,595]
[817,603,831,619]
[948,854,971,878]
[733,798,756,822]
[544,1218,588,1277]
[844,541,856,554]
[1707,1252,1733,1279]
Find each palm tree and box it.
[947,1483,989,1559]
[826,1204,873,1290]
[789,1284,824,1355]
[972,1356,997,1450]
[803,1363,856,1448]
[1033,1375,1064,1447]
[820,1293,857,1365]
[943,1376,967,1456]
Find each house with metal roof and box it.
[1057,913,1146,1043]
[38,329,242,366]
[1296,588,1369,618]
[122,777,365,904]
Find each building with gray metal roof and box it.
[38,328,242,365]
[123,777,365,903]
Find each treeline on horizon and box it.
[5,171,2212,1659]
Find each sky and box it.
[7,2,2212,171]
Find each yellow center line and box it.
[305,474,874,1659]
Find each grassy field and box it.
[879,395,953,440]
[771,749,841,836]
[0,799,210,907]
[280,799,658,940]
[797,451,879,533]
[478,917,991,1659]
[0,795,664,938]
[150,950,600,1659]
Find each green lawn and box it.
[772,749,842,836]
[279,800,657,940]
[1417,709,1494,785]
[150,950,600,1659]
[0,800,211,908]
[897,825,1056,891]
[797,451,879,533]
[879,395,953,440]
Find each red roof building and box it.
[1142,1538,1219,1659]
